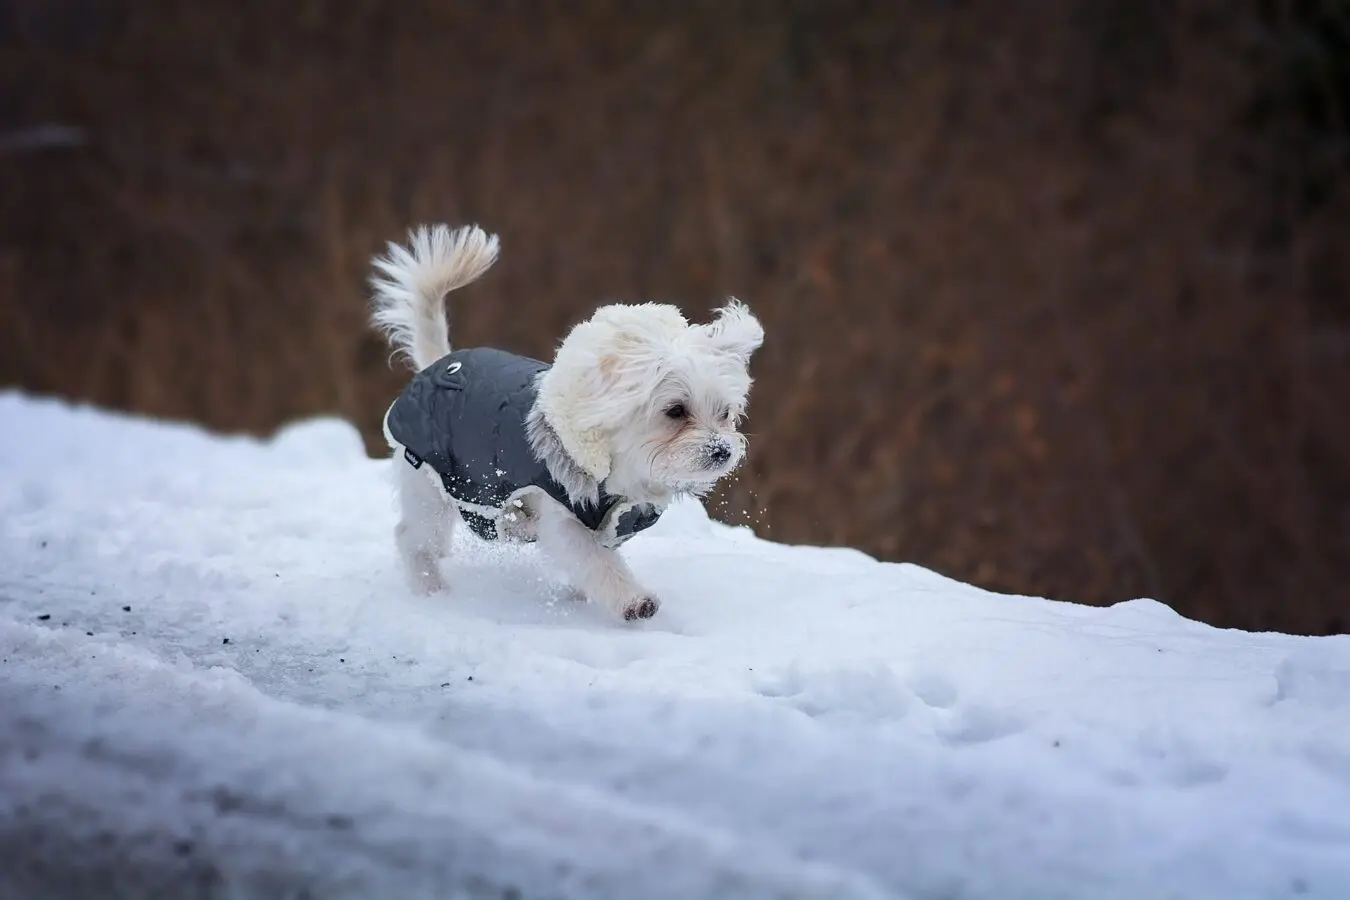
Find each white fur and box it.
[370,223,763,620]
[370,224,500,371]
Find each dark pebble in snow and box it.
[440,682,450,688]
[222,638,230,645]
[122,606,131,612]
[85,632,93,637]
[467,676,474,682]
[36,614,50,621]
[339,658,345,663]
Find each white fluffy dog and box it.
[370,224,763,620]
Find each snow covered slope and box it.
[2,390,1348,900]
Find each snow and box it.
[1,391,1348,900]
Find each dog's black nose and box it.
[706,441,732,466]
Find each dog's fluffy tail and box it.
[369,224,500,371]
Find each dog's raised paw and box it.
[623,597,660,621]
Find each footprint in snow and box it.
[908,671,959,710]
[751,664,912,723]
[935,704,1027,746]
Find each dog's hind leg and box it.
[393,455,455,593]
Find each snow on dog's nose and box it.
[705,438,732,467]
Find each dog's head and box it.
[535,299,764,501]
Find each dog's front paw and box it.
[622,596,660,621]
[410,567,445,595]
[402,553,445,594]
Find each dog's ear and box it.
[534,356,615,483]
[702,298,764,365]
[535,303,688,484]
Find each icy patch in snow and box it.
[2,389,1349,899]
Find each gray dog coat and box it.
[384,347,663,548]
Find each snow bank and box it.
[1,391,1348,899]
[0,621,880,900]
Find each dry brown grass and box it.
[3,0,1347,633]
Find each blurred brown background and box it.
[2,0,1347,633]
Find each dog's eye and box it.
[665,403,688,420]
[719,407,732,423]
